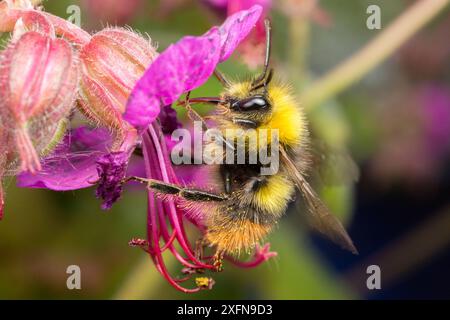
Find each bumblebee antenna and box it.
[252,19,272,87]
[214,69,231,87]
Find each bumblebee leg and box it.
[177,93,222,108]
[128,177,228,202]
[178,92,221,130]
[182,92,207,130]
[177,93,235,152]
[195,238,206,260]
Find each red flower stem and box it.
[148,125,214,270]
[157,130,208,264]
[174,275,193,283]
[153,252,201,293]
[142,129,202,293]
[158,201,201,269]
[144,132,202,269]
[226,244,277,268]
[159,227,177,252]
[226,255,268,268]
[162,137,202,229]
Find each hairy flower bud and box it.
[0,1,91,46]
[1,3,54,36]
[78,28,157,150]
[0,30,79,174]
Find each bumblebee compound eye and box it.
[230,95,269,111]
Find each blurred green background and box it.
[0,0,449,299]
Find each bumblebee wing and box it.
[281,148,358,255]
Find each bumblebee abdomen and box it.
[204,172,295,254]
[205,205,273,255]
[248,173,295,216]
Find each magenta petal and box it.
[17,127,112,191]
[124,32,220,131]
[124,5,262,131]
[215,4,263,62]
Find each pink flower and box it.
[132,123,276,292]
[17,127,112,191]
[122,4,276,293]
[18,26,158,210]
[19,5,277,292]
[78,27,158,151]
[0,32,78,173]
[0,1,91,46]
[4,2,276,292]
[0,14,78,218]
[124,5,263,130]
[204,0,272,69]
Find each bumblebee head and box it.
[221,19,275,123]
[217,19,306,147]
[222,76,305,146]
[221,77,274,126]
[229,94,270,113]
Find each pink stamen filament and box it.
[147,125,214,270]
[145,132,208,269]
[143,135,200,293]
[226,244,277,268]
[141,124,215,292]
[160,230,177,252]
[159,202,201,269]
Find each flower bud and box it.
[1,2,54,36]
[0,30,79,174]
[78,27,157,150]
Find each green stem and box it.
[40,118,68,157]
[300,0,449,112]
[288,16,310,88]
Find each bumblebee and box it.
[138,20,357,256]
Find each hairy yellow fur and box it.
[223,80,306,148]
[252,174,295,215]
[205,214,272,255]
[202,78,308,255]
[263,84,305,147]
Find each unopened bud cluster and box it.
[0,0,157,216]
